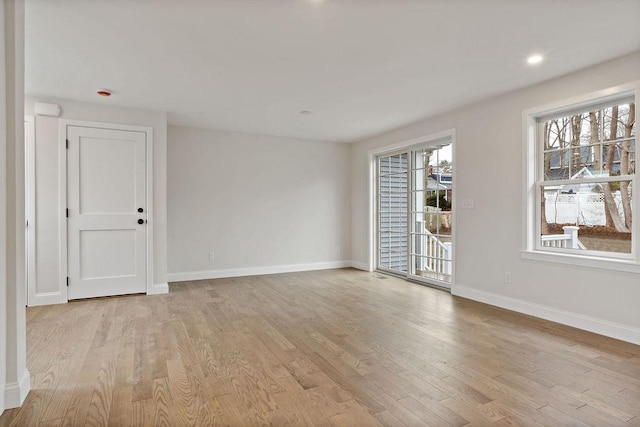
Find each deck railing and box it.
[540,226,586,249]
[421,229,452,275]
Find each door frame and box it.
[25,115,36,306]
[367,128,457,290]
[58,119,154,302]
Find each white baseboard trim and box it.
[168,261,353,283]
[4,369,30,409]
[148,282,169,295]
[452,285,640,345]
[28,291,65,307]
[351,261,371,271]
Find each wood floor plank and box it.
[130,397,153,427]
[396,395,457,426]
[439,396,501,427]
[83,360,117,426]
[1,268,639,426]
[166,359,198,426]
[106,384,132,427]
[272,377,327,425]
[552,383,636,423]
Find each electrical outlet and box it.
[209,252,215,262]
[504,272,512,284]
[336,246,341,255]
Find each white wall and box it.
[23,97,169,303]
[2,0,29,413]
[351,52,640,343]
[167,126,351,281]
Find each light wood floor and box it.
[1,268,639,426]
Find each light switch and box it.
[461,199,474,209]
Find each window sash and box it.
[537,174,634,186]
[542,136,635,154]
[536,95,634,123]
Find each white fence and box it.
[544,191,625,226]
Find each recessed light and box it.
[527,54,543,65]
[300,110,311,115]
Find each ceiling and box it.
[25,0,640,143]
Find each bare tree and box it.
[589,111,601,172]
[556,118,569,176]
[619,103,635,229]
[541,121,551,234]
[589,110,614,227]
[570,114,583,172]
[603,106,629,232]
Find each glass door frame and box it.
[372,131,456,290]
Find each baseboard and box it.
[168,261,353,283]
[351,260,371,271]
[452,285,640,345]
[4,369,30,409]
[148,282,169,295]
[28,291,65,307]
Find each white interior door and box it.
[67,125,147,300]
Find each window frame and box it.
[522,82,640,271]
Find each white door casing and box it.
[25,116,36,306]
[67,125,147,299]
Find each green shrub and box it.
[426,193,451,210]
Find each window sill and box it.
[520,250,640,274]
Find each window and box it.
[524,83,638,267]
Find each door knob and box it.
[138,208,144,213]
[137,219,144,224]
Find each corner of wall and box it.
[148,282,169,295]
[3,368,29,410]
[351,261,371,271]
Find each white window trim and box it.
[522,81,640,271]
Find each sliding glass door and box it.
[376,140,453,288]
[410,145,453,285]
